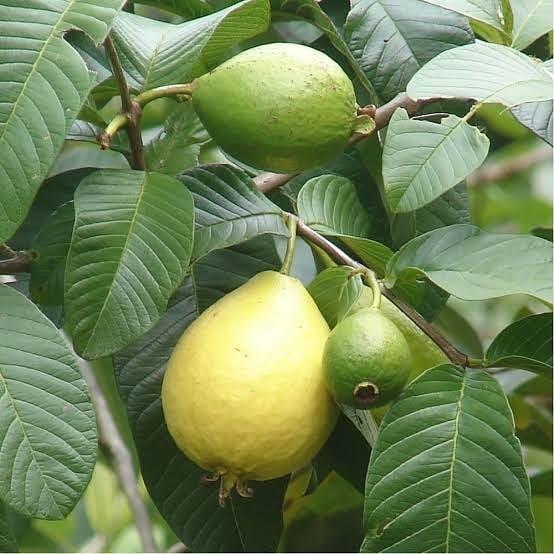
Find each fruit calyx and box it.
[353,380,380,406]
[201,472,253,507]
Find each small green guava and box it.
[323,308,413,409]
[192,43,362,173]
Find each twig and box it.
[0,247,31,274]
[102,36,145,169]
[78,359,158,553]
[80,534,107,553]
[295,219,468,366]
[98,83,193,151]
[254,93,439,193]
[466,145,552,187]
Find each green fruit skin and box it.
[192,43,357,173]
[323,308,412,409]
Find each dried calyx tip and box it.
[353,381,379,405]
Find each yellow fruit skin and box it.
[161,271,338,482]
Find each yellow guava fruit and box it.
[161,271,338,504]
[192,43,361,173]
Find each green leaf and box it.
[0,0,123,245]
[421,0,507,34]
[0,501,17,553]
[344,0,474,102]
[391,183,471,248]
[407,42,553,106]
[111,0,270,91]
[177,165,288,262]
[135,0,214,19]
[64,170,194,359]
[145,103,209,175]
[386,224,553,303]
[512,100,553,145]
[307,267,363,327]
[270,0,380,103]
[297,175,372,238]
[29,202,74,306]
[114,244,287,551]
[0,285,97,519]
[485,313,553,376]
[511,0,554,50]
[382,109,489,213]
[314,414,371,493]
[8,169,90,250]
[530,469,553,495]
[362,364,536,553]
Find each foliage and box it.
[0,0,552,552]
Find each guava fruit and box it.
[192,43,360,173]
[349,287,448,380]
[161,271,338,505]
[323,308,412,409]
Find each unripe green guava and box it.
[192,43,359,173]
[323,308,413,409]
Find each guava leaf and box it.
[307,266,363,327]
[114,239,286,552]
[110,0,270,91]
[29,202,74,306]
[407,42,553,106]
[0,285,97,519]
[485,313,553,377]
[270,0,380,103]
[421,0,509,39]
[362,364,536,553]
[344,0,474,102]
[510,0,553,50]
[391,183,471,248]
[385,224,553,304]
[145,102,210,175]
[135,0,213,19]
[177,165,288,262]
[0,0,124,245]
[0,501,17,553]
[512,100,553,145]
[382,109,489,213]
[64,170,194,359]
[297,175,372,239]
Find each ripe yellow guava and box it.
[161,271,338,504]
[322,308,413,409]
[192,43,361,173]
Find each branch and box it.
[295,219,468,366]
[255,93,439,193]
[466,145,552,187]
[78,359,158,553]
[102,36,145,170]
[0,246,31,274]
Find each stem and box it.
[102,36,145,169]
[281,214,298,275]
[294,218,468,366]
[98,83,194,151]
[78,358,158,552]
[254,93,441,193]
[0,247,31,274]
[363,269,382,309]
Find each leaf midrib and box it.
[81,176,147,355]
[444,371,467,552]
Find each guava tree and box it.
[0,0,552,552]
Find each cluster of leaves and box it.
[0,0,552,552]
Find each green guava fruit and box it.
[322,308,413,409]
[192,43,359,173]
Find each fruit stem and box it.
[281,214,299,275]
[363,269,382,309]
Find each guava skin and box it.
[323,308,413,409]
[192,43,358,173]
[161,271,338,491]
